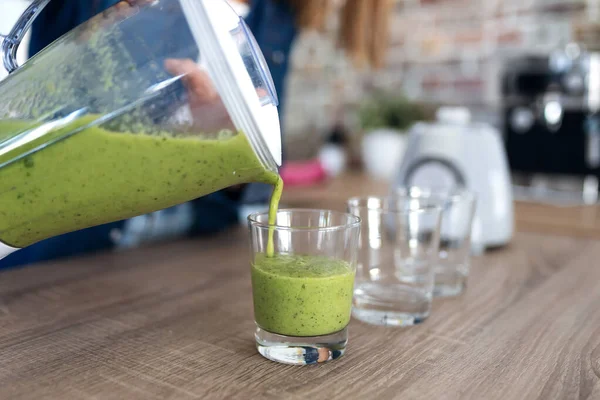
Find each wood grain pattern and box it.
[0,173,599,399]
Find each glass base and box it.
[434,282,466,297]
[434,268,468,297]
[352,308,429,327]
[255,326,348,365]
[353,282,431,327]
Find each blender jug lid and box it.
[180,0,282,168]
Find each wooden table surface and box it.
[1,173,600,399]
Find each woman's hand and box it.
[164,59,244,194]
[164,58,235,132]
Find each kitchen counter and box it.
[0,173,599,399]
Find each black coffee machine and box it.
[502,46,600,178]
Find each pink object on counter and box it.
[280,159,327,186]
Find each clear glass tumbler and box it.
[248,209,361,365]
[396,187,477,297]
[347,197,441,327]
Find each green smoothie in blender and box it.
[0,117,280,248]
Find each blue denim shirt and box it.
[1,0,296,268]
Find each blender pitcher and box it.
[0,0,282,259]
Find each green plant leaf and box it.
[358,91,434,133]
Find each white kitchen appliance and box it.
[393,107,514,251]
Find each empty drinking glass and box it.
[347,197,441,327]
[396,187,477,297]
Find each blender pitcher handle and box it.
[1,0,51,74]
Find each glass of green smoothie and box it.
[248,209,361,365]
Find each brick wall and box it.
[282,0,596,159]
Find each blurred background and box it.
[276,0,600,206]
[281,0,598,148]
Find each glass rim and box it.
[394,186,477,205]
[247,208,361,232]
[347,196,443,215]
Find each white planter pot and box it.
[361,129,407,181]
